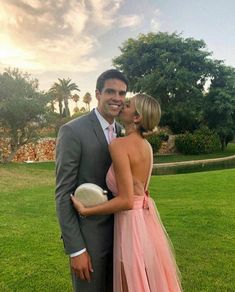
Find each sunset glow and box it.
[0,0,234,97]
[0,42,39,69]
[0,43,23,59]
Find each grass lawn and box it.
[0,163,234,291]
[0,162,71,291]
[154,143,235,163]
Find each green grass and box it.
[0,163,235,291]
[0,163,71,292]
[155,143,235,163]
[149,169,235,292]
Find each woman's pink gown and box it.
[106,145,182,292]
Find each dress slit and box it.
[121,262,129,292]
[145,267,151,290]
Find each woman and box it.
[71,93,182,292]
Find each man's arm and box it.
[56,124,94,281]
[55,124,85,253]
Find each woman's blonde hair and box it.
[134,93,161,136]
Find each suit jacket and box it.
[55,109,121,256]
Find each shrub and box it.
[147,134,162,153]
[175,127,221,154]
[158,131,169,142]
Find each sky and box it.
[0,0,235,109]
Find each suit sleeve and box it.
[55,124,86,254]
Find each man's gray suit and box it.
[56,109,120,291]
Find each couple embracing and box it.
[55,69,182,292]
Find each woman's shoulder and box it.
[110,136,129,146]
[108,136,130,154]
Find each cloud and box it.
[87,0,124,27]
[150,19,161,31]
[1,0,88,43]
[0,0,163,77]
[118,14,143,29]
[150,9,162,31]
[0,0,125,73]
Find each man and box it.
[55,69,128,291]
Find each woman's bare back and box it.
[124,134,152,196]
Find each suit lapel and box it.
[88,109,108,148]
[88,109,123,143]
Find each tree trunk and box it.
[2,146,19,163]
[64,97,70,117]
[221,139,225,151]
[51,101,55,112]
[59,100,63,116]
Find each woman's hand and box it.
[70,195,87,216]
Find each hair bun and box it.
[142,127,158,137]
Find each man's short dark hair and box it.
[96,69,128,92]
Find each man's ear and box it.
[95,89,101,101]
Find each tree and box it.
[80,107,86,112]
[50,100,56,112]
[83,92,92,111]
[48,87,63,115]
[113,32,215,133]
[0,68,49,162]
[49,78,80,117]
[203,63,235,149]
[72,93,80,106]
[72,93,80,114]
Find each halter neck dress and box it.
[106,141,182,292]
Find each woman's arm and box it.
[71,139,134,216]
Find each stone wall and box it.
[0,134,177,162]
[0,138,56,162]
[158,135,177,154]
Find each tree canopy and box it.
[83,92,92,111]
[203,62,235,149]
[115,33,212,92]
[113,32,235,147]
[0,68,49,162]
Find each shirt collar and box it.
[94,108,116,132]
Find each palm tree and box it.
[49,78,80,117]
[72,93,80,113]
[48,86,63,115]
[73,106,80,114]
[83,92,92,111]
[80,106,86,113]
[72,93,80,106]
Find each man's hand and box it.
[70,252,93,281]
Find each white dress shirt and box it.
[94,108,117,142]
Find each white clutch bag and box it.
[74,183,108,207]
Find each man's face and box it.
[96,78,127,123]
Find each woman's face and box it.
[119,97,138,125]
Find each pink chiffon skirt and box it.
[113,194,182,292]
